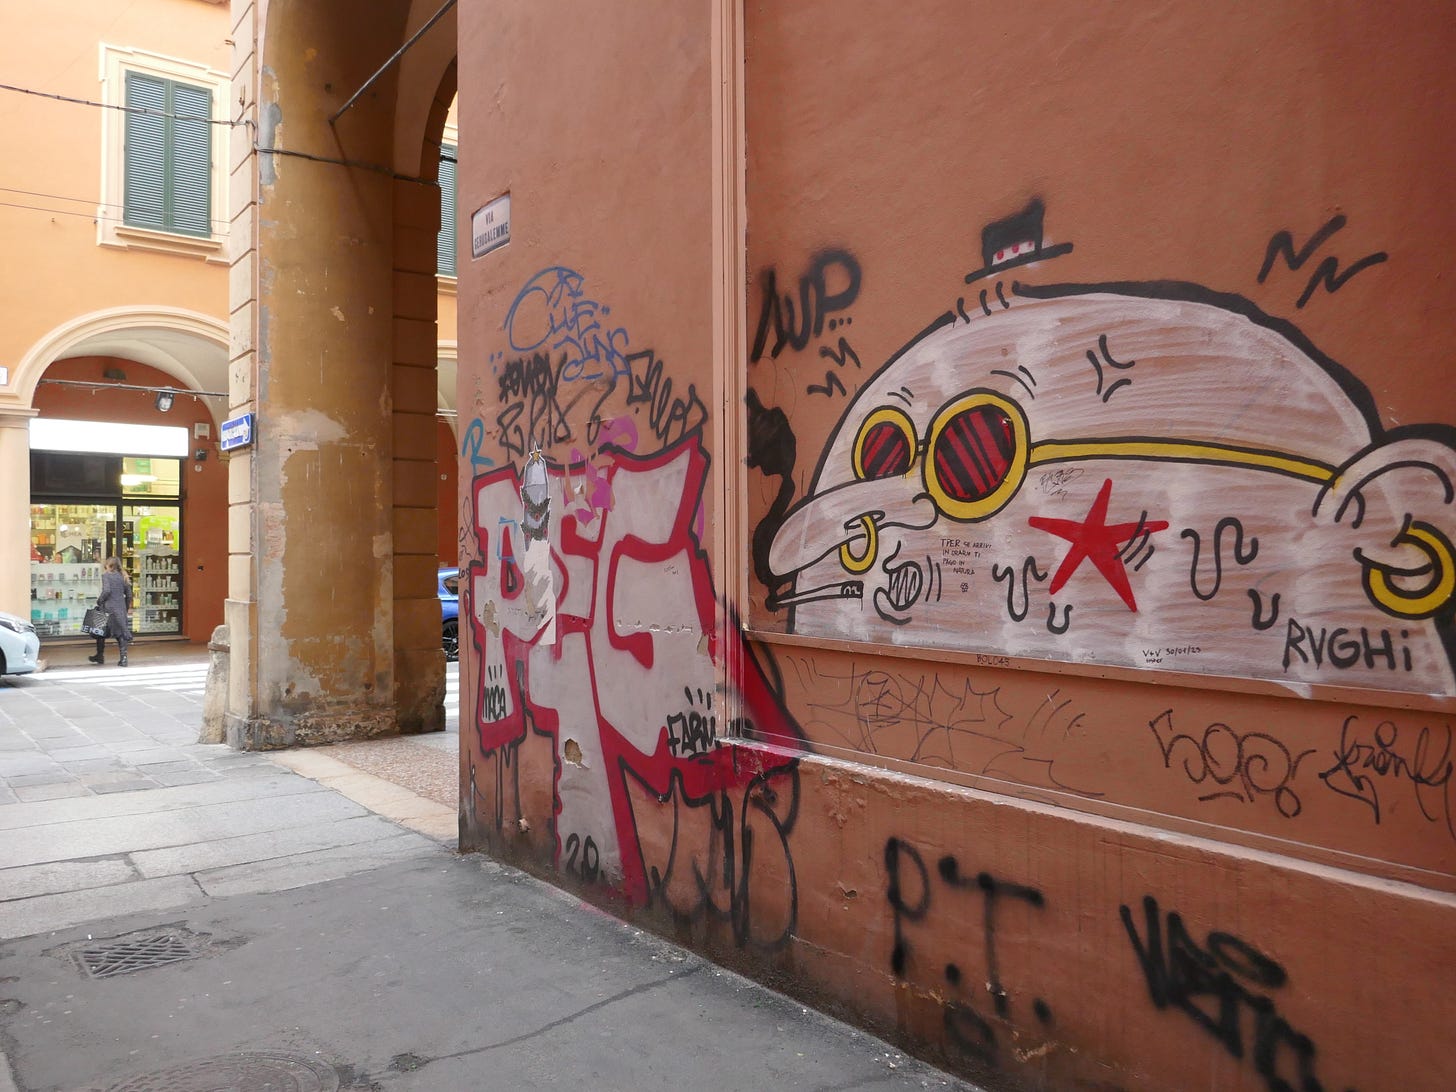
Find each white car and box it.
[0,610,40,676]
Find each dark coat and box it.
[96,570,134,642]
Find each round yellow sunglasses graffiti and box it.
[838,388,1454,620]
[841,391,1029,572]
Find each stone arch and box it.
[13,306,229,421]
[388,55,460,735]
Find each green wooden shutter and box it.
[437,144,457,276]
[167,81,212,237]
[123,72,167,229]
[122,73,211,237]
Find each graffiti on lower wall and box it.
[886,835,1053,1065]
[465,437,803,937]
[764,647,1456,876]
[753,202,1456,697]
[1120,895,1353,1092]
[884,832,1356,1090]
[776,651,1103,798]
[463,264,805,943]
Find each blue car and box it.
[439,567,460,661]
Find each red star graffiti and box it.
[1028,478,1167,611]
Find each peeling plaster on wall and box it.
[257,505,298,717]
[520,537,555,644]
[256,302,271,362]
[273,408,348,447]
[372,531,393,681]
[258,95,282,188]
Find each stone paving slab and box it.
[0,874,203,940]
[0,755,63,779]
[60,758,129,775]
[87,777,161,795]
[0,774,326,832]
[0,791,371,871]
[4,773,74,789]
[12,782,87,803]
[130,813,416,878]
[148,769,226,788]
[195,831,443,898]
[32,736,91,754]
[34,744,111,761]
[0,858,138,902]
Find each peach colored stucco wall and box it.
[457,3,1456,1090]
[0,0,231,619]
[0,0,229,378]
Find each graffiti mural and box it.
[885,835,1053,1067]
[763,203,1456,695]
[465,410,804,943]
[1121,895,1352,1092]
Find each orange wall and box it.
[33,358,227,641]
[456,3,1456,1090]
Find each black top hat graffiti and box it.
[965,198,1073,284]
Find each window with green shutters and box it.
[123,72,212,237]
[437,144,457,276]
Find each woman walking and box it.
[89,557,133,666]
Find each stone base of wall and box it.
[225,708,397,750]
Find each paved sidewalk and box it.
[0,650,978,1091]
[0,658,246,806]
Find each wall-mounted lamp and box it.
[154,389,175,413]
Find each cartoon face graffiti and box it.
[768,282,1456,694]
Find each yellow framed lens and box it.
[1364,522,1456,619]
[924,390,1029,522]
[839,514,878,573]
[852,406,918,481]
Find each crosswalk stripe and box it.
[35,664,458,703]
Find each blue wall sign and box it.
[220,412,255,452]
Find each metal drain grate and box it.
[79,932,199,979]
[103,1051,340,1092]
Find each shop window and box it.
[29,452,185,638]
[28,505,107,637]
[438,143,458,278]
[98,44,228,261]
[121,456,181,498]
[30,452,120,497]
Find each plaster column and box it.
[0,408,37,618]
[229,0,410,748]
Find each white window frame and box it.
[437,119,459,294]
[98,43,229,262]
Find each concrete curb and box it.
[267,748,457,844]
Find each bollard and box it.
[198,624,229,744]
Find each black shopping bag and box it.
[81,607,110,638]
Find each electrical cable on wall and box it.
[0,81,245,126]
